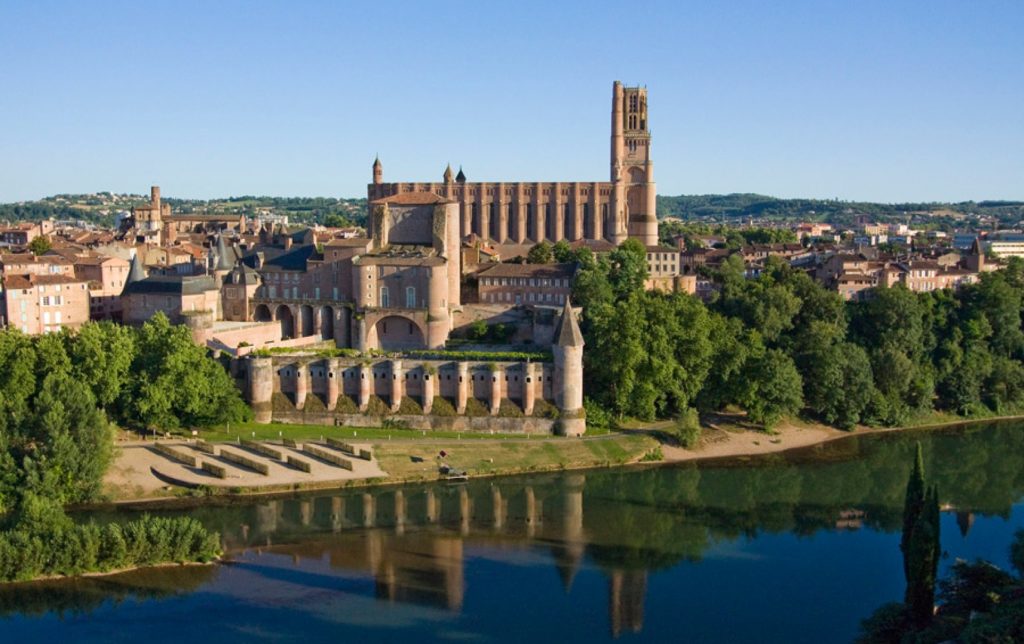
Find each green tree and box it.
[802,339,876,429]
[741,349,803,428]
[0,331,37,426]
[27,236,51,255]
[322,213,352,228]
[526,241,553,264]
[68,322,136,411]
[126,314,251,430]
[607,239,648,299]
[552,239,575,263]
[21,373,113,504]
[901,443,940,628]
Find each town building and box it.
[0,273,90,334]
[476,263,576,306]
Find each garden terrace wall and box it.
[270,411,557,434]
[245,354,562,432]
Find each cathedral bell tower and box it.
[610,81,657,246]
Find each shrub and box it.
[430,397,457,416]
[671,408,702,449]
[499,399,526,418]
[397,396,423,415]
[301,393,327,413]
[333,395,359,414]
[271,392,295,411]
[584,398,614,430]
[363,395,390,417]
[0,514,220,582]
[532,399,560,419]
[464,398,490,417]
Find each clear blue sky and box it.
[1,0,1021,203]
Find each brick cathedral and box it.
[367,81,657,248]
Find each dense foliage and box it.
[574,241,1024,429]
[0,315,235,582]
[0,315,249,512]
[0,506,220,583]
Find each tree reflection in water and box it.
[13,420,1024,638]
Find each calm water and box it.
[4,423,1024,643]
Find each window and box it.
[43,312,50,324]
[405,286,415,308]
[55,311,61,324]
[380,286,389,307]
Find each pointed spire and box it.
[556,299,584,347]
[215,234,233,271]
[127,252,146,284]
[456,165,466,183]
[443,164,454,183]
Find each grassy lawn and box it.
[371,432,657,482]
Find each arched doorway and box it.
[253,304,272,322]
[300,304,314,337]
[320,306,334,340]
[275,305,294,339]
[373,315,425,350]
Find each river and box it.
[3,421,1024,643]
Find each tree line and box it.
[0,312,248,512]
[0,313,239,581]
[572,240,1024,430]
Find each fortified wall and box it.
[244,301,586,436]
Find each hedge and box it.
[282,438,299,448]
[303,444,353,470]
[325,438,355,455]
[154,443,197,467]
[201,461,226,478]
[287,456,312,473]
[240,440,283,460]
[401,349,552,362]
[219,450,270,475]
[193,440,217,455]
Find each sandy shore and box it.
[661,422,855,462]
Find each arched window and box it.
[405,286,416,308]
[380,286,389,307]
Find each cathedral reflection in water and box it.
[225,474,646,637]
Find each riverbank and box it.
[100,413,1024,507]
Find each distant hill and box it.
[0,194,368,228]
[4,191,1023,232]
[657,194,1024,228]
